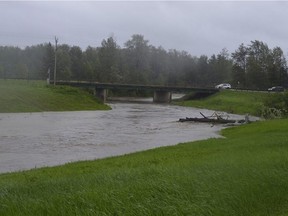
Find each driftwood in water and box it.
[179,117,236,124]
[179,112,237,124]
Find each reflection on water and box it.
[0,101,244,173]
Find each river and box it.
[0,100,245,173]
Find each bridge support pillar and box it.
[153,91,172,103]
[94,88,107,103]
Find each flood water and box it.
[0,100,245,173]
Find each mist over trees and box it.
[0,34,287,89]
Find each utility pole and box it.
[54,36,58,86]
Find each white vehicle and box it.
[215,83,231,89]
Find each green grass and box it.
[1,81,287,215]
[0,119,288,215]
[174,90,269,116]
[0,79,110,112]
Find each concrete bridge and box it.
[53,80,218,103]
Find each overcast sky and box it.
[1,1,288,57]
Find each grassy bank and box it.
[1,82,287,215]
[174,90,269,116]
[0,119,288,215]
[0,79,110,112]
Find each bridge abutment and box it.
[94,88,107,103]
[153,91,172,103]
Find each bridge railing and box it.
[52,80,219,93]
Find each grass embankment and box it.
[1,83,287,215]
[1,119,288,215]
[0,79,110,112]
[174,90,269,116]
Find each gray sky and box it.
[1,1,288,57]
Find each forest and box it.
[0,34,287,90]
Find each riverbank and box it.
[1,83,288,215]
[1,118,288,215]
[0,79,110,112]
[173,90,269,116]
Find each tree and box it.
[98,36,120,83]
[124,34,150,84]
[231,43,248,88]
[216,48,232,82]
[231,41,287,89]
[246,40,270,88]
[148,46,168,85]
[269,47,288,87]
[195,55,210,87]
[209,49,233,86]
[0,35,286,89]
[69,46,83,80]
[56,44,72,80]
[16,63,29,80]
[0,64,5,79]
[83,46,101,81]
[42,43,54,80]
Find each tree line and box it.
[0,34,287,89]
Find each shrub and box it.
[261,106,283,119]
[262,92,288,118]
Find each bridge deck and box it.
[53,80,218,93]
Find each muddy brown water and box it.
[0,100,245,173]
